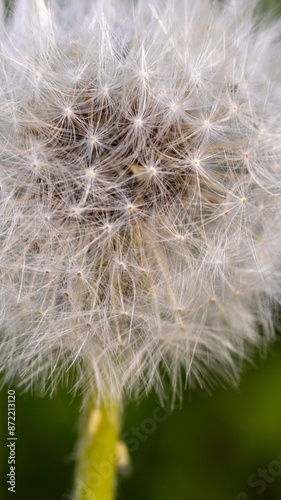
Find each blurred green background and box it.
[1,0,281,499]
[1,340,281,500]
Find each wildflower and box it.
[0,0,281,403]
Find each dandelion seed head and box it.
[0,0,281,401]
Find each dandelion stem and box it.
[73,396,120,500]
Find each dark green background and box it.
[1,0,281,499]
[1,340,281,500]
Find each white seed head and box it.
[0,0,281,401]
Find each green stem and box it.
[73,396,120,500]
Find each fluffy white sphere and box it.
[0,0,281,400]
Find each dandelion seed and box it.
[85,169,96,179]
[170,102,179,112]
[134,118,143,128]
[148,166,157,176]
[192,159,200,168]
[63,107,73,119]
[89,136,97,144]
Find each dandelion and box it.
[0,0,281,498]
